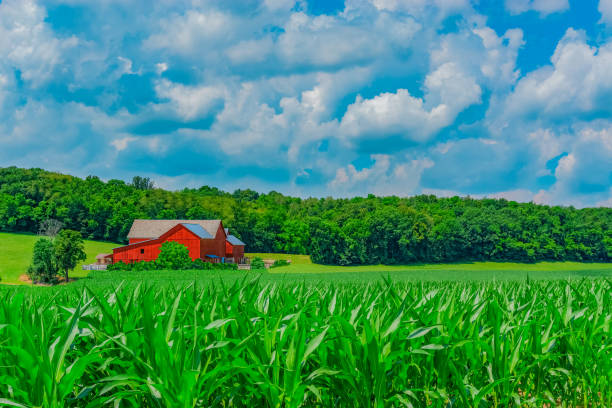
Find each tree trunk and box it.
[64,269,69,282]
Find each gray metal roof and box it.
[227,234,245,246]
[127,219,221,239]
[182,223,213,239]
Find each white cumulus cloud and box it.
[490,29,612,129]
[144,10,237,56]
[599,0,612,23]
[329,154,434,196]
[505,0,569,16]
[340,63,481,143]
[0,0,77,85]
[155,80,226,120]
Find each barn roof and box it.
[227,234,245,246]
[128,219,222,239]
[181,223,213,239]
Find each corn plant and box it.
[0,277,610,407]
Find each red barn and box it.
[112,219,234,264]
[224,228,246,263]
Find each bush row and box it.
[108,258,238,271]
[109,241,238,271]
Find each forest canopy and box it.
[0,167,610,264]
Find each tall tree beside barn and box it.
[27,237,59,283]
[54,229,87,281]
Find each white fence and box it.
[82,264,108,271]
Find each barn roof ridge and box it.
[181,223,213,239]
[227,234,245,246]
[127,219,222,239]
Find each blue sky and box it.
[1,0,611,206]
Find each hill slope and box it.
[0,232,117,284]
[1,166,611,265]
[2,234,610,285]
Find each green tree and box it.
[156,241,192,270]
[27,237,59,283]
[232,188,259,202]
[157,208,177,219]
[250,256,265,270]
[54,229,87,281]
[185,205,215,220]
[309,220,350,265]
[277,220,310,254]
[1,166,612,266]
[131,176,154,190]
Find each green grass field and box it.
[80,262,612,288]
[1,236,610,406]
[0,232,118,284]
[1,233,610,285]
[247,252,612,281]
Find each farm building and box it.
[111,219,246,264]
[96,253,113,265]
[225,228,245,262]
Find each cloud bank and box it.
[0,0,610,207]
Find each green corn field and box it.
[0,278,610,407]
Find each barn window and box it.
[140,249,144,254]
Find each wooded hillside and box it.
[1,167,610,264]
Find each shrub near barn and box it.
[108,242,238,271]
[155,241,192,270]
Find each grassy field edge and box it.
[0,232,118,284]
[1,233,610,284]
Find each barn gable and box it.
[224,228,245,262]
[227,235,245,246]
[181,223,213,239]
[113,219,239,264]
[113,223,206,263]
[200,221,227,260]
[127,219,222,240]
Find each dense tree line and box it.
[1,167,611,264]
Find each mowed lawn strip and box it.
[1,234,610,285]
[83,265,612,288]
[270,261,612,280]
[246,252,312,264]
[0,232,118,284]
[248,252,612,280]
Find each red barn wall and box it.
[233,245,244,262]
[200,224,226,258]
[113,240,163,264]
[114,225,203,263]
[226,242,245,261]
[164,227,201,260]
[129,238,150,244]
